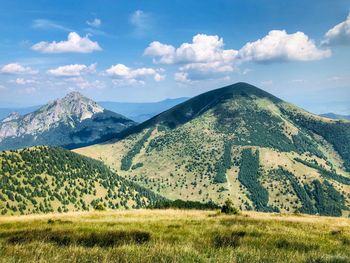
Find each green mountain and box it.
[0,146,164,215]
[76,82,350,216]
[0,92,136,151]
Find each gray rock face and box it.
[0,92,104,142]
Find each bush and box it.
[93,203,106,211]
[221,199,240,215]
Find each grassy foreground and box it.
[0,210,349,263]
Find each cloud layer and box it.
[32,32,102,53]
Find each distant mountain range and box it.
[319,113,350,121]
[0,97,190,123]
[0,92,135,151]
[76,82,350,217]
[99,97,189,122]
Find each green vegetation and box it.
[295,158,350,185]
[0,146,165,215]
[121,128,153,171]
[238,149,272,212]
[150,199,219,210]
[213,141,233,183]
[307,180,345,217]
[0,210,349,262]
[221,199,240,215]
[282,108,350,171]
[271,168,316,214]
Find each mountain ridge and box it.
[75,82,350,217]
[0,92,135,151]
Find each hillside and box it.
[0,92,136,151]
[0,146,164,215]
[76,82,350,217]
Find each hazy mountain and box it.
[76,82,350,216]
[320,113,350,121]
[0,106,41,121]
[99,97,189,122]
[0,146,164,215]
[0,92,135,151]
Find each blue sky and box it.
[0,0,349,114]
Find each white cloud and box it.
[0,63,38,75]
[144,41,175,64]
[237,30,331,63]
[144,34,238,82]
[65,77,104,90]
[9,78,37,85]
[32,19,72,31]
[86,18,101,28]
[0,85,6,90]
[105,64,164,83]
[130,10,152,36]
[48,64,96,77]
[31,32,102,53]
[145,31,330,82]
[323,13,350,46]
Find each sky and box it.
[0,0,349,114]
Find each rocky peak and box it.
[1,112,20,123]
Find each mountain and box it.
[99,97,189,122]
[0,146,164,215]
[0,92,136,151]
[75,82,350,216]
[320,113,350,121]
[0,106,41,121]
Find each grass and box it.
[0,209,349,262]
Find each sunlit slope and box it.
[75,82,350,216]
[0,146,164,215]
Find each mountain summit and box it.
[76,82,350,216]
[0,92,135,150]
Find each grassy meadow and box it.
[0,209,349,263]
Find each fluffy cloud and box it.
[144,34,238,81]
[145,31,331,82]
[0,63,38,74]
[86,18,101,28]
[48,64,96,77]
[323,13,350,46]
[31,32,102,53]
[105,64,164,83]
[144,41,175,64]
[237,30,331,63]
[9,78,37,85]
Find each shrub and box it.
[221,199,240,215]
[93,203,106,211]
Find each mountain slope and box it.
[99,97,189,122]
[0,146,164,215]
[0,92,136,151]
[76,82,350,216]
